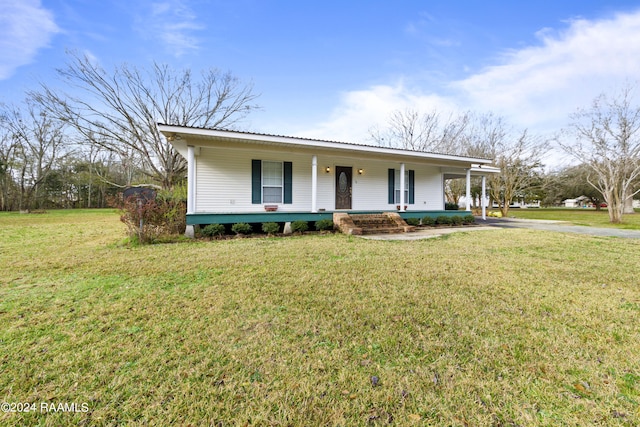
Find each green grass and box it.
[1,209,639,426]
[507,208,640,229]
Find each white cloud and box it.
[295,82,458,144]
[0,0,59,80]
[301,9,640,145]
[138,0,204,57]
[453,9,640,133]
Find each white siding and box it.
[195,146,445,213]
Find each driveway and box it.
[481,217,640,239]
[361,218,640,240]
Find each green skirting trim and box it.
[399,210,471,220]
[186,210,470,225]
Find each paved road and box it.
[482,217,640,239]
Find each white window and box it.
[262,161,283,203]
[394,170,409,204]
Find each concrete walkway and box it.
[360,218,640,240]
[480,217,640,239]
[360,225,496,240]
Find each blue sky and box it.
[3,0,640,151]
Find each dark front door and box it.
[335,166,352,209]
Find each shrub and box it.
[405,217,420,226]
[109,190,186,244]
[262,222,280,235]
[422,216,436,226]
[291,220,308,233]
[315,219,334,231]
[436,215,453,225]
[451,215,463,225]
[202,223,226,237]
[231,222,252,235]
[445,202,459,210]
[463,215,476,224]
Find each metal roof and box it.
[157,123,496,166]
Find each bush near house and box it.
[201,223,226,237]
[463,215,476,224]
[314,219,334,231]
[451,215,464,226]
[110,189,186,244]
[445,202,459,210]
[405,217,420,226]
[421,216,436,226]
[231,222,252,235]
[262,222,280,235]
[436,215,453,225]
[291,220,308,233]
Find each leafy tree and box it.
[543,164,605,209]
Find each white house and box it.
[157,125,499,236]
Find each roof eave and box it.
[157,124,495,165]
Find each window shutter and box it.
[251,160,262,204]
[284,161,292,204]
[388,169,395,204]
[409,170,415,204]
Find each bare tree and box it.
[31,52,260,190]
[460,113,547,216]
[561,86,640,223]
[1,98,67,211]
[0,125,16,211]
[487,130,546,216]
[371,109,547,214]
[460,113,508,158]
[370,108,470,154]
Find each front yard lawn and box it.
[1,210,639,425]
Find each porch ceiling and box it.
[443,165,501,179]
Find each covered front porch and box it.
[443,165,499,220]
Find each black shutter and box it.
[283,161,292,204]
[388,169,395,204]
[409,170,415,204]
[251,160,261,204]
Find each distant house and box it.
[563,196,590,208]
[157,125,500,236]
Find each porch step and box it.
[360,226,406,235]
[334,213,415,235]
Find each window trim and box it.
[262,160,284,204]
[251,159,293,205]
[388,168,415,205]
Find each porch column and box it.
[185,145,196,238]
[399,163,406,212]
[311,155,318,213]
[465,168,471,211]
[481,175,487,220]
[187,145,196,214]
